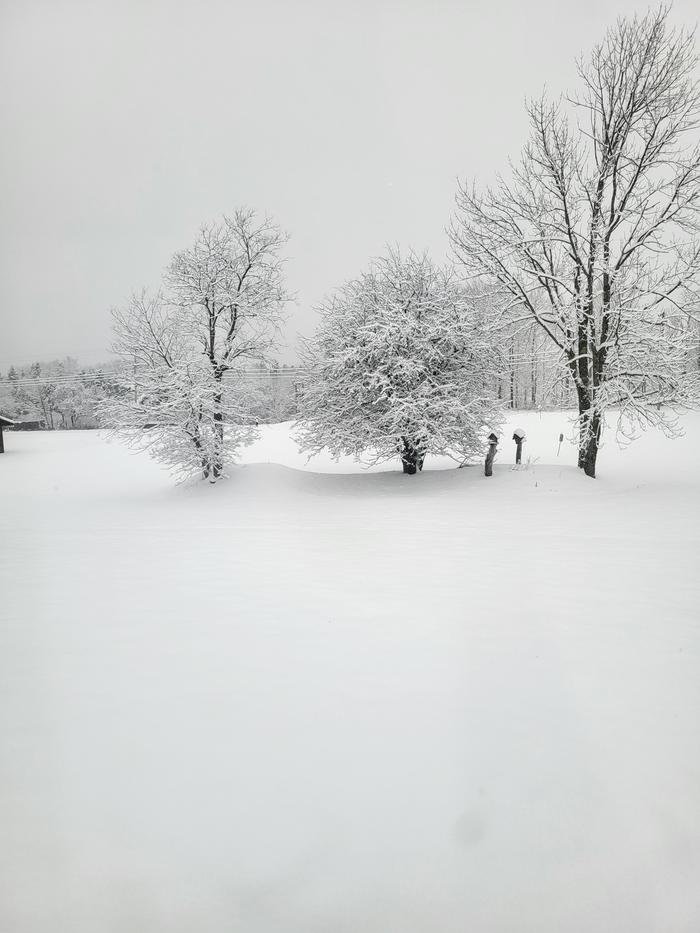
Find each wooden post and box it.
[485,433,498,476]
[0,424,4,454]
[512,429,525,465]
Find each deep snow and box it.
[1,411,699,933]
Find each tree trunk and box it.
[578,405,601,478]
[400,437,425,474]
[530,333,538,408]
[191,431,211,481]
[509,345,515,409]
[213,386,224,479]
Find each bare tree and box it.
[451,6,700,476]
[165,209,288,478]
[101,210,289,482]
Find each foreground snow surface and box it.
[1,412,699,933]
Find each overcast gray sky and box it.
[2,0,699,367]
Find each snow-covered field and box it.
[1,411,699,933]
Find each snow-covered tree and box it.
[7,362,58,427]
[100,210,289,481]
[0,359,126,428]
[296,250,503,473]
[100,291,255,478]
[0,370,15,417]
[450,7,700,477]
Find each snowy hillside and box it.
[1,411,699,933]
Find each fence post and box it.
[512,428,525,465]
[485,433,498,476]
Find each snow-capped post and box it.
[512,428,525,465]
[485,432,498,476]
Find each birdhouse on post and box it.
[485,432,498,477]
[512,428,526,465]
[0,414,15,454]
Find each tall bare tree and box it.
[165,209,289,478]
[451,6,700,476]
[101,210,289,482]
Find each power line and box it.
[2,353,567,391]
[1,368,308,390]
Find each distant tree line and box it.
[0,360,122,429]
[0,359,302,430]
[0,339,578,433]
